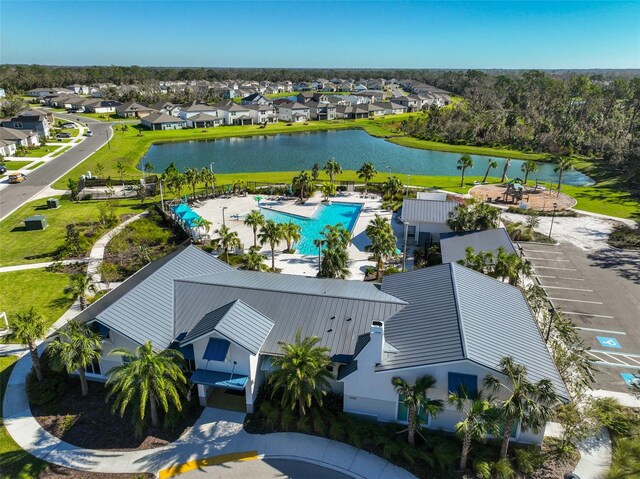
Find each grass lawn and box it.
[0,356,49,479]
[19,147,52,158]
[26,161,45,170]
[0,195,150,267]
[77,112,133,123]
[1,161,33,171]
[0,268,75,328]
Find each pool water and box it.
[262,202,362,255]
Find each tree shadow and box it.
[587,248,640,285]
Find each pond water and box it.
[140,129,594,186]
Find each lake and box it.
[140,129,594,186]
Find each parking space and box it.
[518,242,640,393]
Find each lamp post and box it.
[548,202,558,240]
[159,180,165,212]
[222,206,228,227]
[402,220,408,271]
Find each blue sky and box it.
[1,1,638,69]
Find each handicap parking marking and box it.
[621,373,640,387]
[588,350,640,368]
[597,336,622,348]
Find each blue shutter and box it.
[203,338,230,361]
[447,372,478,397]
[397,394,408,421]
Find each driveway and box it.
[519,241,640,393]
[0,113,112,220]
[172,458,353,478]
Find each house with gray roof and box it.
[440,228,518,264]
[76,245,565,444]
[400,198,459,244]
[140,112,187,131]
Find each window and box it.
[396,394,431,425]
[14,122,23,128]
[448,372,478,397]
[86,358,101,376]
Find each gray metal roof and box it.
[93,246,232,350]
[173,270,405,358]
[182,299,274,355]
[400,199,458,224]
[381,263,567,398]
[440,228,518,264]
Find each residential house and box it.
[335,104,370,120]
[178,102,219,120]
[306,101,336,121]
[1,114,50,138]
[66,84,90,95]
[186,113,222,129]
[276,101,310,122]
[391,96,419,112]
[241,94,271,106]
[140,112,187,131]
[19,108,54,127]
[244,105,278,124]
[83,100,122,114]
[27,87,73,98]
[354,84,368,92]
[373,102,408,115]
[115,102,157,118]
[214,102,254,125]
[293,82,311,92]
[440,228,518,265]
[149,102,182,117]
[296,92,328,104]
[0,139,16,157]
[74,245,566,446]
[0,126,41,148]
[400,198,459,244]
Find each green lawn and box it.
[0,195,150,267]
[77,112,133,123]
[19,147,52,158]
[0,269,75,328]
[1,161,33,171]
[0,356,48,479]
[26,161,45,170]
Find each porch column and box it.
[197,383,207,406]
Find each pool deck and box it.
[191,192,398,280]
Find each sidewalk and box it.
[3,354,414,479]
[0,258,88,274]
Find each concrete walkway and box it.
[573,427,612,479]
[3,354,414,479]
[0,259,88,274]
[87,211,148,289]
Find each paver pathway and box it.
[3,354,415,479]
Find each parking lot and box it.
[519,242,640,393]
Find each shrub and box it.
[98,261,121,282]
[493,458,516,479]
[514,446,545,474]
[608,223,640,250]
[329,418,345,441]
[473,459,492,479]
[26,364,72,407]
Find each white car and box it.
[86,131,93,137]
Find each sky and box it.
[1,1,639,69]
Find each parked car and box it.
[8,173,27,183]
[0,165,7,174]
[61,122,75,128]
[86,130,93,137]
[56,132,72,139]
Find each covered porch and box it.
[191,368,251,412]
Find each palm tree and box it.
[553,157,574,191]
[200,167,216,197]
[311,162,320,181]
[64,273,96,311]
[500,158,512,183]
[482,159,498,183]
[365,215,397,281]
[6,307,47,382]
[292,171,313,201]
[484,356,560,459]
[281,222,302,253]
[382,176,403,197]
[324,159,342,184]
[392,375,444,446]
[107,341,186,429]
[167,172,186,198]
[143,162,154,179]
[244,209,265,248]
[259,219,284,271]
[521,161,539,184]
[212,225,241,264]
[242,250,266,271]
[269,329,333,417]
[494,247,532,286]
[448,388,499,469]
[184,167,200,201]
[320,182,337,201]
[317,224,351,279]
[47,321,102,396]
[357,162,378,194]
[457,154,474,187]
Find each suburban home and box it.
[440,228,519,264]
[20,108,55,126]
[0,126,40,148]
[83,100,122,114]
[74,246,566,446]
[185,113,222,128]
[27,87,73,98]
[373,101,408,115]
[400,198,459,244]
[391,96,420,112]
[215,102,254,125]
[66,84,90,95]
[297,92,328,104]
[115,102,157,118]
[149,102,182,117]
[305,101,337,121]
[241,93,271,106]
[276,101,310,122]
[0,139,17,157]
[335,104,369,120]
[1,114,49,138]
[244,104,278,124]
[178,102,219,120]
[140,112,187,131]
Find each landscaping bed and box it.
[607,223,640,249]
[31,380,203,451]
[40,466,153,479]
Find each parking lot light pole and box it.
[548,202,558,240]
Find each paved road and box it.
[175,458,354,479]
[0,113,112,221]
[519,242,640,393]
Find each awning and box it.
[190,369,249,390]
[169,341,195,360]
[203,338,230,361]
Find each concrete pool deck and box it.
[190,192,398,280]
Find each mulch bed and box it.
[32,381,203,451]
[40,465,153,479]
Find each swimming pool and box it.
[262,202,362,255]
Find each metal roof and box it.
[182,299,274,355]
[440,228,518,264]
[400,199,458,224]
[92,246,232,350]
[381,263,567,398]
[173,270,405,358]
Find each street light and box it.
[209,162,214,174]
[222,206,228,227]
[548,202,558,240]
